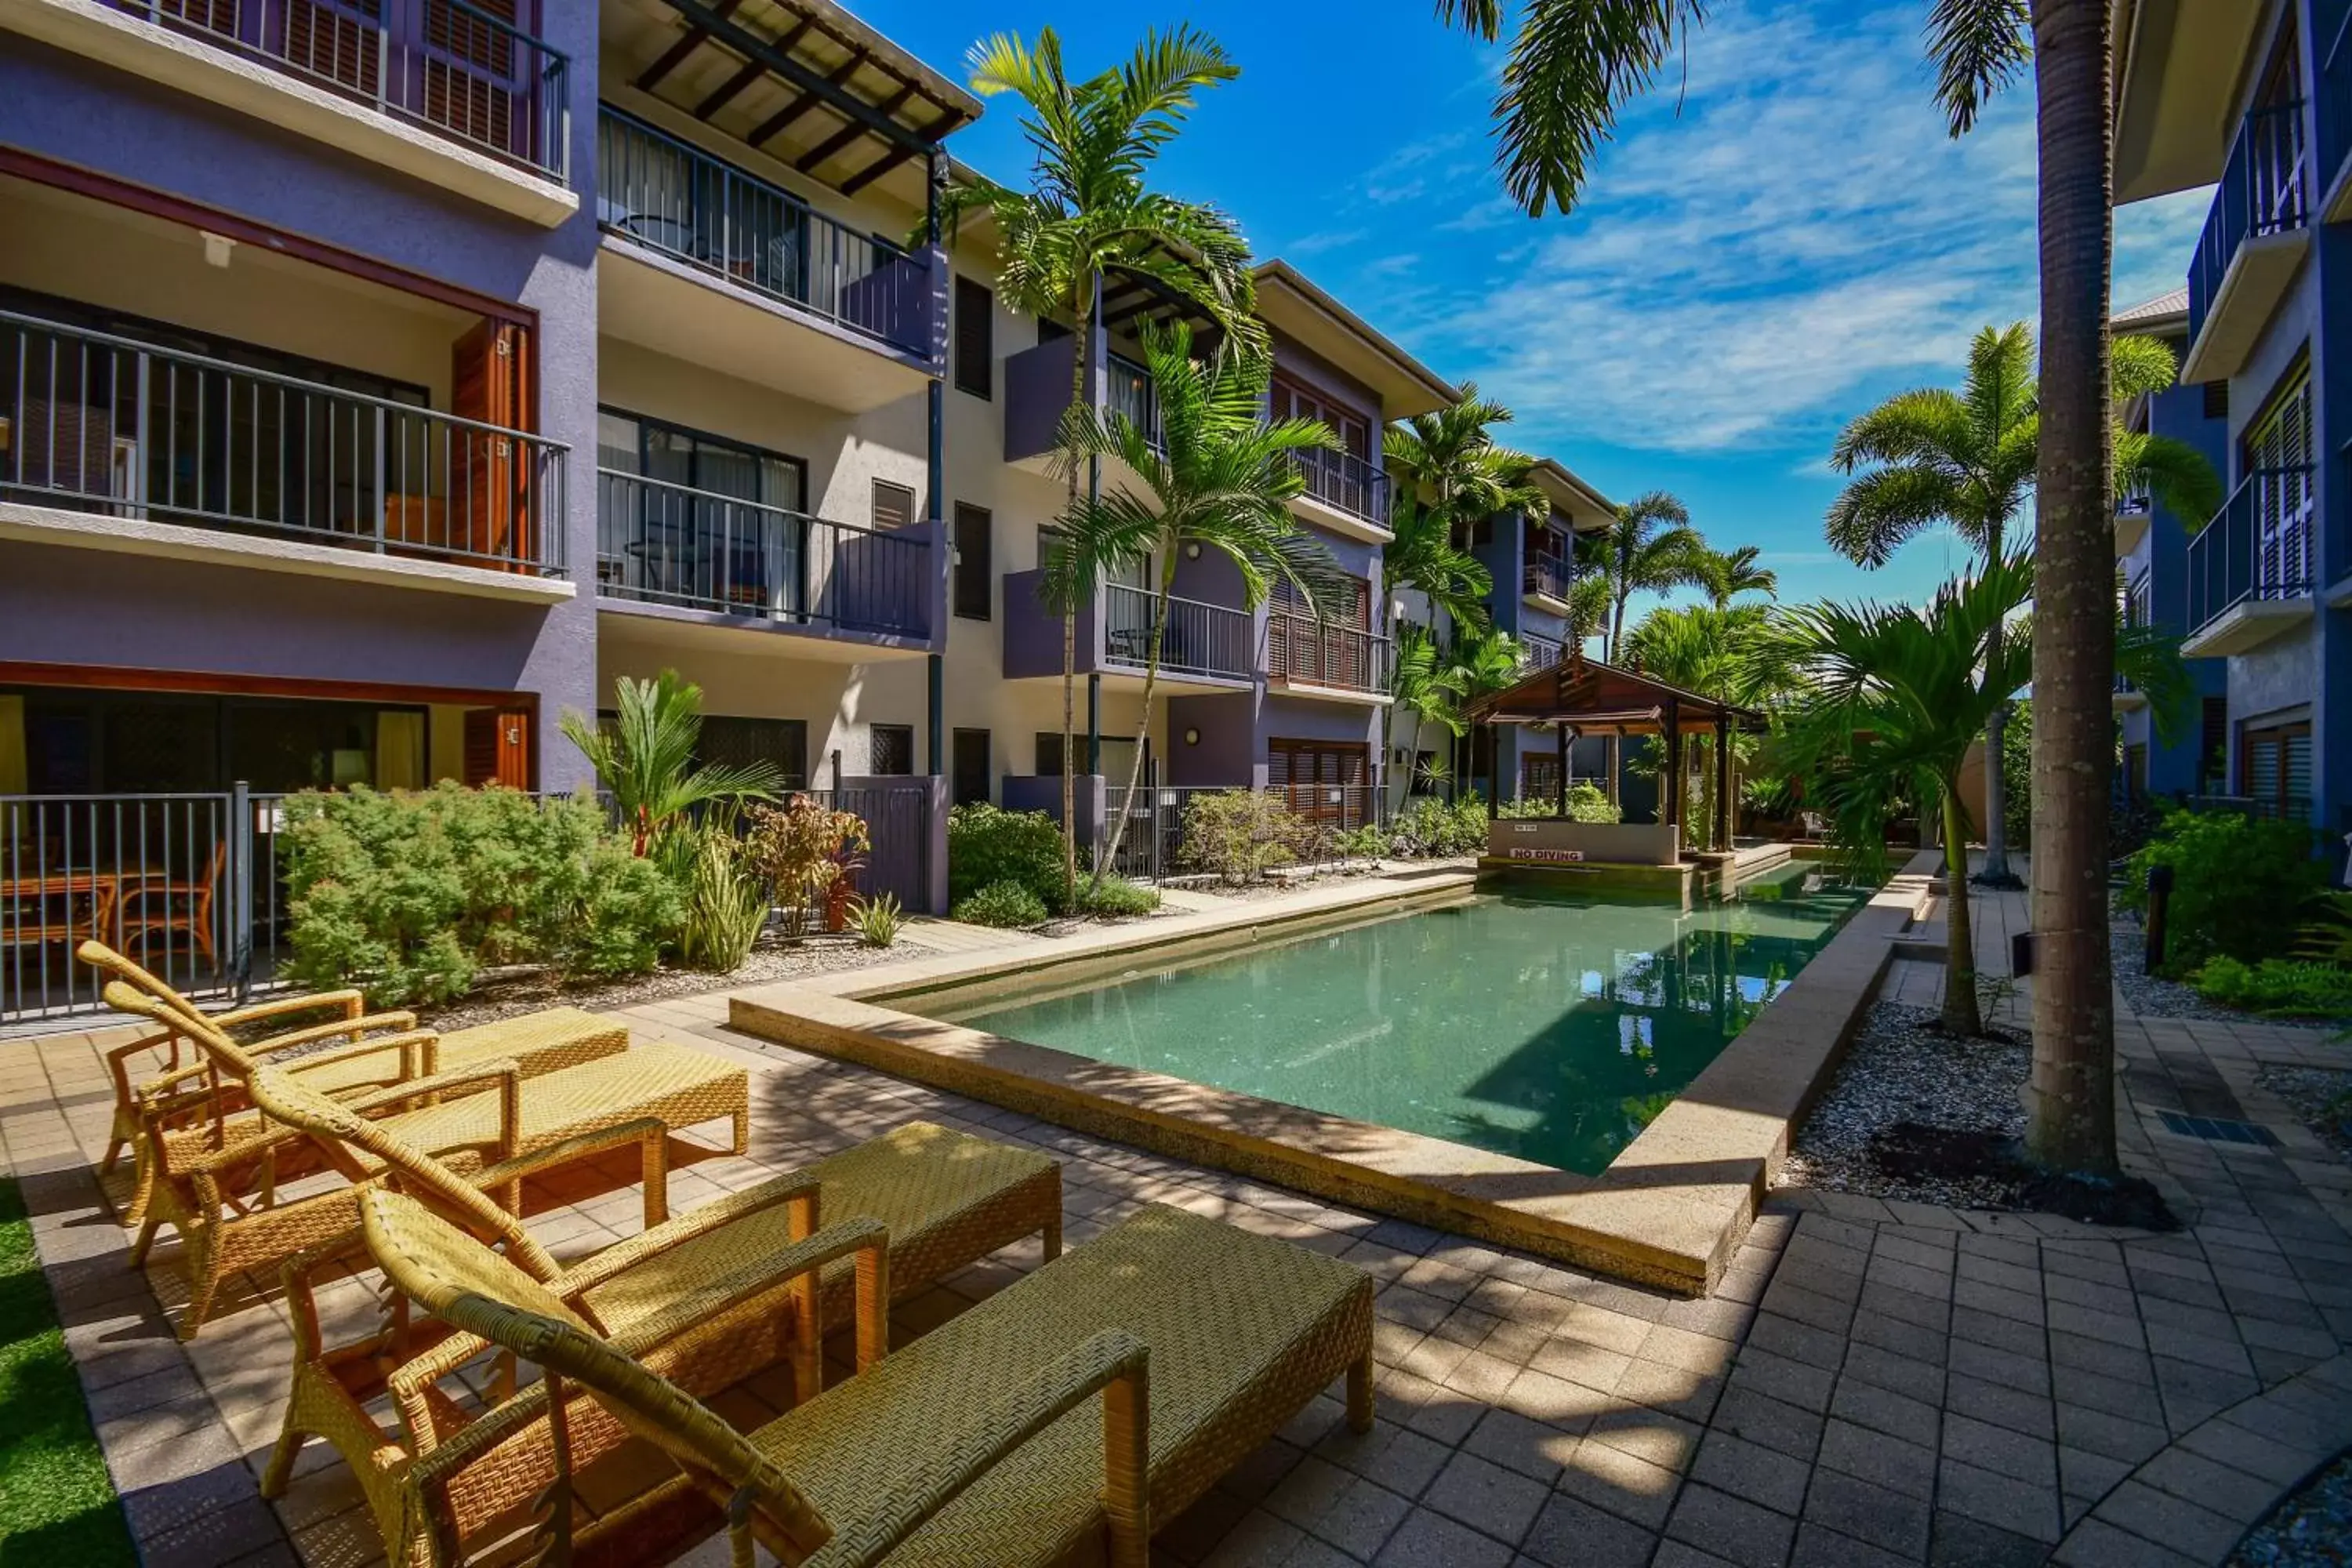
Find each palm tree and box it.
[1384,385,1548,546]
[1704,545,1779,608]
[1055,322,1348,877]
[1382,496,1492,632]
[945,25,1261,907]
[1564,570,1613,659]
[1781,561,2038,1036]
[1445,626,1527,801]
[559,671,783,856]
[1388,622,1470,812]
[1433,0,2136,1181]
[1826,324,2221,888]
[1622,603,1797,850]
[1598,492,1712,662]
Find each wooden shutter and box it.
[284,0,381,99]
[463,706,531,788]
[449,319,525,567]
[423,0,524,156]
[953,278,993,398]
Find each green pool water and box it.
[937,866,1870,1176]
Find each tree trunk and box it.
[1940,786,1984,1036]
[1094,561,1171,879]
[1058,277,1091,912]
[2024,0,2119,1175]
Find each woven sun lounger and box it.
[364,1189,1374,1568]
[243,1067,1062,1568]
[101,982,749,1338]
[81,942,626,1226]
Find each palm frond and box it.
[1824,465,1968,568]
[2118,430,2226,531]
[2112,332,2183,402]
[1924,0,2031,136]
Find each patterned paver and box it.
[3,868,2349,1567]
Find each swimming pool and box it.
[931,866,1869,1176]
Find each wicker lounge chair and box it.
[362,1185,1374,1568]
[100,982,749,1337]
[243,1065,1061,1568]
[82,941,626,1225]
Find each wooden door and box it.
[463,706,532,789]
[450,319,524,567]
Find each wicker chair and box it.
[81,942,628,1231]
[362,1185,1374,1568]
[244,1065,1060,1568]
[100,982,748,1337]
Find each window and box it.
[2202,381,2228,421]
[1269,378,1370,460]
[2242,362,2314,595]
[871,479,917,532]
[952,728,991,806]
[597,409,808,609]
[1033,731,1065,776]
[2123,573,2152,629]
[2200,697,2229,793]
[953,503,993,620]
[2241,720,2310,821]
[697,716,807,790]
[869,724,914,776]
[1268,739,1371,824]
[953,276,993,398]
[1519,752,1561,804]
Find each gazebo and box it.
[1466,652,1765,873]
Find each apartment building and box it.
[2112,0,2352,833]
[0,0,1519,910]
[2111,289,2231,802]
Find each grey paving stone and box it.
[2050,1360,2168,1425]
[1842,1339,1946,1403]
[1201,1508,1309,1568]
[1935,1456,2062,1544]
[1372,1508,1515,1568]
[1690,1429,1809,1516]
[1947,1338,2050,1398]
[1555,1437,1682,1532]
[1830,1372,1942,1449]
[1664,1481,1797,1568]
[1950,1305,2047,1359]
[1801,1465,1932,1557]
[1927,1509,2050,1567]
[1710,1385,1824,1456]
[2133,1445,2287,1526]
[1727,1346,1838,1412]
[1461,1408,1573,1484]
[1315,1418,1450,1499]
[1817,1417,1937,1501]
[1422,1451,1548,1546]
[1860,1280,1952,1334]
[1515,1493,1658,1568]
[1790,1521,1917,1568]
[2048,1516,2204,1568]
[2091,1479,2251,1562]
[2049,1330,2154,1386]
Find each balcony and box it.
[2183,102,2310,384]
[1523,557,1573,613]
[1000,570,1252,691]
[5,0,574,223]
[596,107,938,413]
[2325,6,2352,222]
[0,307,568,599]
[2183,466,2315,657]
[1286,448,1392,543]
[1265,612,1392,701]
[594,469,928,647]
[1002,343,1159,471]
[2114,485,2153,556]
[2113,672,2147,712]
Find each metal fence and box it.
[112,0,571,180]
[3,788,288,1025]
[1101,583,1254,681]
[599,107,931,355]
[597,469,930,636]
[2185,466,2315,634]
[1288,448,1392,527]
[1096,782,1387,883]
[2,308,568,575]
[2188,100,2307,346]
[831,780,932,909]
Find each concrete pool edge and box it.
[728,852,1941,1294]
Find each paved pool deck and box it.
[2,862,2349,1567]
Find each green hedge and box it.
[2120,808,2321,975]
[948,803,1067,915]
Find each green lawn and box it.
[0,1178,136,1564]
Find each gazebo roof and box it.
[1466,655,1766,733]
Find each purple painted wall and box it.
[1000,568,1101,679]
[1165,693,1255,785]
[0,22,604,786]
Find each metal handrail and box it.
[597,107,931,355]
[1287,448,1392,527]
[1102,583,1253,681]
[109,0,571,180]
[595,467,929,637]
[1,307,567,574]
[2188,101,2308,344]
[2184,465,2315,633]
[1523,558,1573,601]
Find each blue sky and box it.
[857,0,2213,609]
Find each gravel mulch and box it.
[1778,1000,2031,1209]
[2110,906,2250,1023]
[419,932,902,1033]
[2257,1063,2352,1165]
[2232,1449,2352,1568]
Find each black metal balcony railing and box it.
[1105,352,1163,448]
[1265,612,1393,692]
[2184,466,2316,634]
[1,309,567,573]
[2326,6,2352,194]
[1287,448,1392,528]
[1102,583,1252,681]
[598,108,931,356]
[2115,483,2152,519]
[2187,101,2308,347]
[1523,558,1573,603]
[596,469,927,637]
[112,0,570,180]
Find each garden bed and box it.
[2258,1064,2352,1165]
[419,931,906,1032]
[2230,1448,2352,1568]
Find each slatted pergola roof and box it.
[607,0,982,203]
[1468,656,1764,735]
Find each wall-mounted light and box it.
[201,231,236,269]
[1185,542,1202,560]
[1183,728,1200,746]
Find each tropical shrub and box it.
[2120,808,2321,973]
[1495,783,1620,825]
[947,803,1068,916]
[281,784,677,1005]
[1178,791,1302,884]
[559,670,782,854]
[2189,956,2352,1020]
[1078,876,1161,916]
[746,797,871,938]
[1333,824,1393,862]
[658,820,769,971]
[851,892,905,949]
[952,880,1050,930]
[1388,797,1490,857]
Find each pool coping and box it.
[728,851,1941,1294]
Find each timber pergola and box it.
[1465,655,1766,855]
